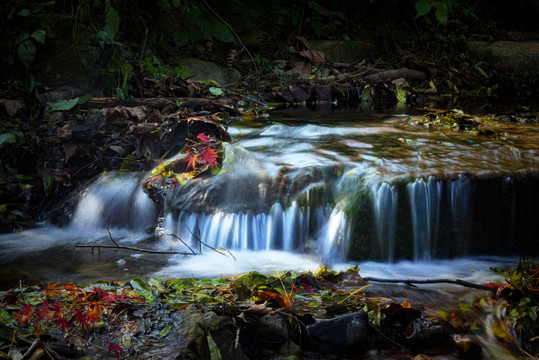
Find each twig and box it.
[368,323,413,354]
[104,222,119,247]
[168,233,197,254]
[226,90,268,107]
[362,277,496,292]
[21,336,40,360]
[75,244,197,255]
[201,0,258,74]
[186,223,235,259]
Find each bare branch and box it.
[362,277,496,292]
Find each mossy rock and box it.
[178,58,242,85]
[309,40,375,63]
[467,40,539,76]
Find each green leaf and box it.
[31,29,46,45]
[44,174,54,196]
[415,0,432,18]
[47,97,80,112]
[78,93,93,105]
[0,132,17,145]
[396,86,406,104]
[17,9,31,17]
[433,2,448,24]
[105,7,120,38]
[18,39,36,69]
[0,204,7,214]
[209,86,223,96]
[159,324,172,338]
[130,277,157,302]
[207,332,223,360]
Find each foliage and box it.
[185,133,222,172]
[414,0,455,25]
[0,281,146,357]
[141,55,190,80]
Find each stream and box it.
[1,107,537,287]
[1,106,537,357]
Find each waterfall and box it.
[70,173,159,231]
[407,177,442,261]
[370,182,398,262]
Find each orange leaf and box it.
[187,154,199,170]
[257,291,291,308]
[43,282,61,297]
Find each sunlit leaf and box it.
[129,278,155,302]
[209,86,223,96]
[160,324,172,338]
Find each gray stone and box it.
[256,313,290,343]
[167,305,248,360]
[467,40,539,75]
[178,58,242,85]
[307,311,368,350]
[309,40,375,63]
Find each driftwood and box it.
[363,68,427,82]
[362,277,496,292]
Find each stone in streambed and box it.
[307,311,368,350]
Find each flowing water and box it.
[1,107,538,288]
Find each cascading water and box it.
[62,110,538,265]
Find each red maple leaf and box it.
[95,287,121,308]
[36,301,56,323]
[187,154,199,170]
[107,342,125,360]
[200,148,220,168]
[196,133,210,143]
[15,302,34,325]
[73,309,89,332]
[55,316,71,334]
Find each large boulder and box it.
[178,58,242,85]
[309,40,375,63]
[467,40,539,75]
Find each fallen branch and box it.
[362,277,496,292]
[75,244,197,255]
[363,68,427,82]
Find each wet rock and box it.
[451,334,482,358]
[0,99,25,117]
[167,305,247,360]
[307,311,368,350]
[404,317,447,346]
[40,86,84,104]
[256,313,290,344]
[411,355,437,360]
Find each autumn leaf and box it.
[55,316,71,334]
[256,290,291,308]
[14,302,33,325]
[187,154,199,170]
[43,281,61,297]
[196,133,211,143]
[73,309,89,332]
[107,342,125,360]
[87,302,105,324]
[200,148,220,168]
[36,301,56,323]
